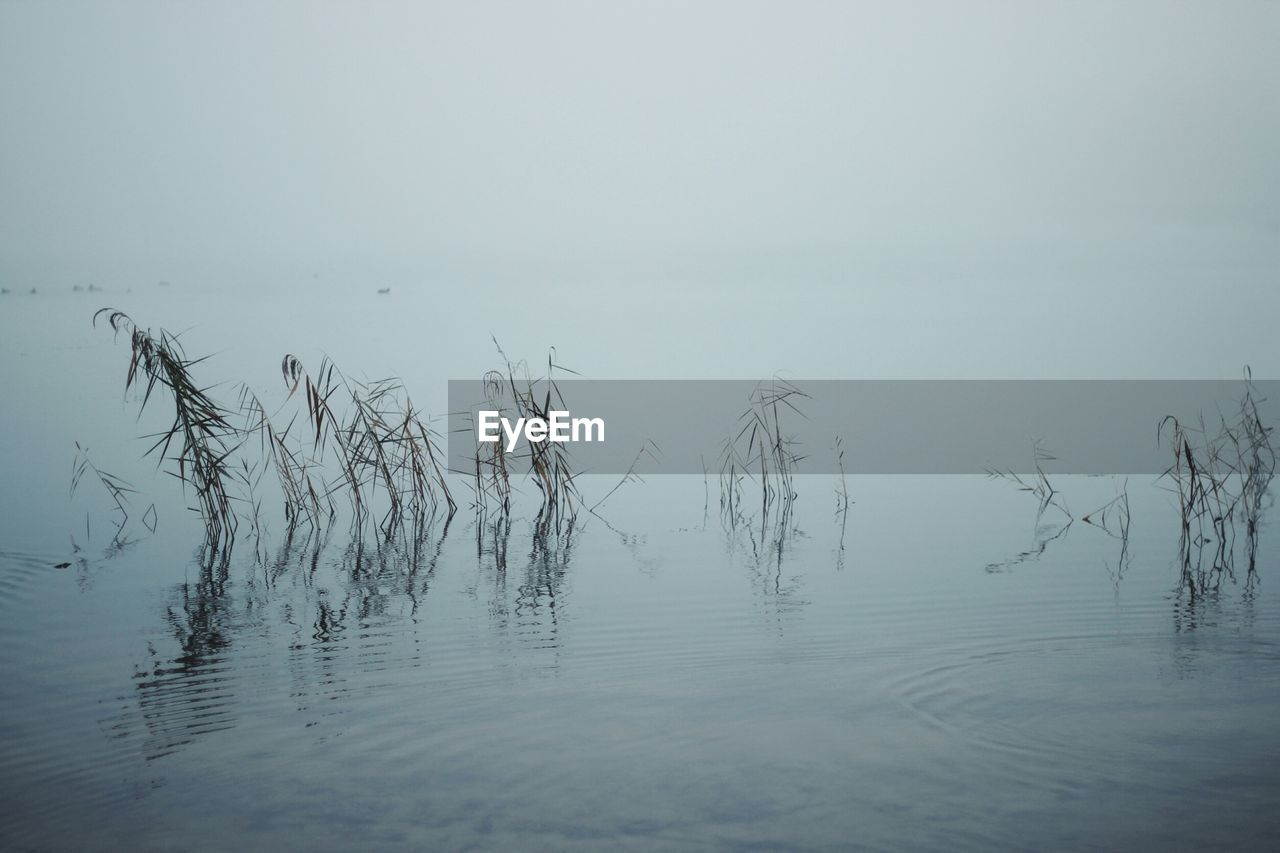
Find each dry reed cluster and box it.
[89,310,1274,591]
[1159,372,1275,593]
[95,309,456,555]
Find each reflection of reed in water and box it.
[716,487,809,627]
[711,380,814,620]
[119,509,587,767]
[985,443,1080,574]
[984,449,1137,591]
[116,519,457,762]
[131,559,242,761]
[1168,581,1260,682]
[1085,485,1133,593]
[489,514,578,660]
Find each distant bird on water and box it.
[377,287,391,295]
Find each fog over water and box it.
[2,3,1280,851]
[2,2,1276,301]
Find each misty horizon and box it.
[3,1,1276,289]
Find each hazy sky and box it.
[1,0,1276,286]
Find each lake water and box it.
[2,282,1279,850]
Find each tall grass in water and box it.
[834,435,851,570]
[1159,371,1275,593]
[718,378,808,531]
[986,445,1136,575]
[238,386,326,530]
[468,342,582,534]
[90,311,1274,588]
[281,356,457,537]
[986,440,1072,521]
[69,441,158,548]
[94,309,242,555]
[714,380,810,581]
[96,309,455,553]
[470,366,514,519]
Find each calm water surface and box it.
[2,476,1278,851]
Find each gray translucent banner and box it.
[446,380,1276,475]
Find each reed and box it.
[470,367,513,518]
[834,435,851,570]
[1081,482,1131,541]
[238,386,327,530]
[719,379,808,529]
[278,356,456,540]
[96,310,456,552]
[589,439,660,515]
[1159,372,1275,592]
[468,342,582,532]
[92,309,1272,586]
[70,441,158,546]
[986,440,1071,521]
[281,354,366,526]
[94,309,241,553]
[70,442,136,527]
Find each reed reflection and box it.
[125,519,455,762]
[116,507,596,764]
[474,510,577,664]
[132,556,241,762]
